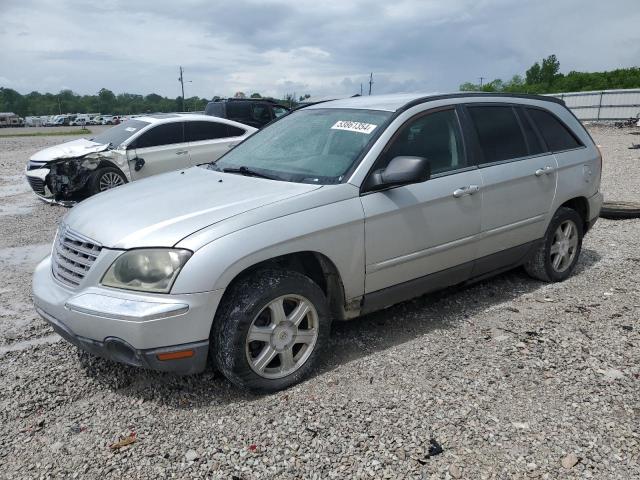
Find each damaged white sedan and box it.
[25,114,256,204]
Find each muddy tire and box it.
[599,201,640,220]
[88,167,127,195]
[524,207,583,282]
[213,269,331,393]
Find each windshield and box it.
[90,119,150,148]
[212,108,391,184]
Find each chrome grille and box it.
[27,176,45,195]
[52,226,102,288]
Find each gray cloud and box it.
[1,0,638,99]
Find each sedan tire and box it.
[88,167,127,195]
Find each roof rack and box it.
[398,92,565,113]
[212,97,282,104]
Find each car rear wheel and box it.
[213,269,330,392]
[88,167,127,195]
[524,207,583,282]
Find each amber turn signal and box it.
[156,349,194,361]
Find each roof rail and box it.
[398,92,565,113]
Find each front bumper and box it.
[32,255,224,374]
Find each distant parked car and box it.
[205,98,289,128]
[89,116,103,125]
[101,116,114,125]
[70,117,88,126]
[25,114,256,204]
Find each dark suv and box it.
[204,98,289,128]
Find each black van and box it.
[204,98,290,129]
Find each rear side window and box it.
[252,104,272,123]
[205,103,224,117]
[227,125,246,137]
[226,102,252,120]
[468,106,528,164]
[526,108,582,151]
[135,123,184,148]
[185,121,230,142]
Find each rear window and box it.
[468,106,528,164]
[526,108,582,152]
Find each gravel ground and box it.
[0,126,638,479]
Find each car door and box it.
[128,122,188,180]
[463,104,557,270]
[360,107,483,295]
[184,120,247,165]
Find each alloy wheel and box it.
[99,172,124,191]
[245,294,319,379]
[549,219,578,273]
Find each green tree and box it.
[250,92,262,98]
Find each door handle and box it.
[175,150,188,155]
[535,166,554,176]
[453,185,480,198]
[227,143,238,149]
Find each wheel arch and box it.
[558,196,589,229]
[219,251,351,322]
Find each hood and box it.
[29,138,109,163]
[63,166,322,249]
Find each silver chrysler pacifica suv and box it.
[32,93,603,392]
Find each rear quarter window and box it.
[526,108,582,152]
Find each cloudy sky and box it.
[1,0,638,99]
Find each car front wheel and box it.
[88,167,127,195]
[213,269,331,392]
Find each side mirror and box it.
[369,156,431,191]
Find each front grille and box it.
[52,227,102,288]
[27,175,45,195]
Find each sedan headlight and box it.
[101,249,192,293]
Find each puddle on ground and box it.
[0,182,30,197]
[0,174,27,187]
[0,243,51,268]
[0,194,35,216]
[0,334,61,355]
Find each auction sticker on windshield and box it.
[331,121,377,134]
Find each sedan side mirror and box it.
[369,156,431,191]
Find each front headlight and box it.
[101,249,192,293]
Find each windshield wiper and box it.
[222,166,277,180]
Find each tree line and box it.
[0,88,300,117]
[460,55,640,94]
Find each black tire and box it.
[87,167,127,195]
[600,201,640,220]
[213,269,331,393]
[524,207,583,282]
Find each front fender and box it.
[171,197,365,301]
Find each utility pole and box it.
[479,76,485,89]
[360,83,363,96]
[368,73,374,96]
[178,66,185,111]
